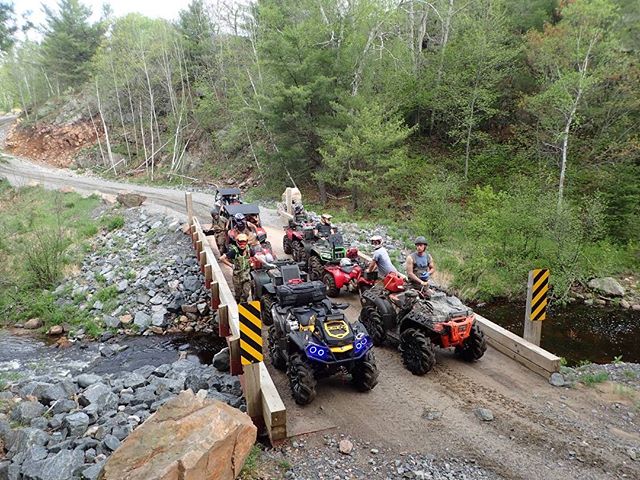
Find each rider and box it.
[208,207,228,255]
[406,236,435,290]
[292,201,309,224]
[228,213,257,245]
[314,213,333,238]
[220,233,252,303]
[367,235,397,277]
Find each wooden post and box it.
[199,250,206,273]
[204,264,212,289]
[185,192,194,226]
[228,335,242,375]
[285,187,292,215]
[218,304,229,337]
[243,363,263,419]
[195,240,203,259]
[211,281,220,310]
[523,269,549,346]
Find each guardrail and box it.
[186,193,286,442]
[278,206,560,379]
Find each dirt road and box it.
[1,130,638,479]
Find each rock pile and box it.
[0,359,244,480]
[51,208,215,338]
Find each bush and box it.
[102,215,125,231]
[22,228,71,288]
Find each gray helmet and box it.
[234,213,245,221]
[210,207,220,217]
[414,236,428,246]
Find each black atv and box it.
[263,266,379,405]
[360,278,486,375]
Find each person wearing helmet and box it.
[406,236,435,289]
[293,201,308,224]
[207,207,228,255]
[367,235,397,277]
[220,233,252,303]
[228,212,257,246]
[315,213,334,238]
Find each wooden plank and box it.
[204,264,212,289]
[210,281,220,310]
[260,363,286,427]
[185,192,193,226]
[243,363,263,418]
[228,335,242,375]
[475,314,560,373]
[488,340,554,379]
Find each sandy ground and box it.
[1,117,638,479]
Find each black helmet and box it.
[234,212,246,229]
[210,207,220,217]
[294,203,304,214]
[414,236,428,246]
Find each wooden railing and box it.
[186,193,286,442]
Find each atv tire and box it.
[351,351,379,392]
[400,328,436,375]
[456,323,487,362]
[323,273,340,297]
[308,255,324,281]
[261,294,275,326]
[292,240,304,262]
[268,325,286,371]
[283,236,293,255]
[359,305,386,346]
[287,352,316,405]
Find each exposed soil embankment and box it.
[5,120,99,168]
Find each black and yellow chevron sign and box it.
[529,268,550,321]
[239,301,263,365]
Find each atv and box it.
[265,271,379,405]
[214,187,242,216]
[296,230,348,280]
[282,217,314,257]
[251,261,309,327]
[359,273,486,375]
[321,250,374,298]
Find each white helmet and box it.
[370,235,383,249]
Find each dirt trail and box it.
[1,119,638,479]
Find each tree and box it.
[525,0,620,207]
[0,1,16,53]
[41,0,105,91]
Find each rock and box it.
[421,408,442,421]
[621,299,631,309]
[339,439,353,455]
[100,345,116,357]
[122,373,146,389]
[587,277,625,297]
[185,375,208,393]
[0,462,19,480]
[166,293,186,313]
[119,314,133,325]
[116,280,129,293]
[627,447,638,461]
[10,401,45,424]
[632,304,640,312]
[475,408,494,421]
[75,374,102,389]
[48,325,64,336]
[102,434,121,452]
[24,318,43,329]
[81,461,105,480]
[79,384,117,413]
[549,373,566,387]
[103,316,120,329]
[21,447,84,480]
[370,448,379,454]
[116,192,146,208]
[100,390,256,480]
[7,428,49,457]
[151,308,168,328]
[213,348,230,372]
[183,276,201,293]
[64,412,90,437]
[20,382,67,405]
[595,298,607,305]
[59,186,75,193]
[181,304,198,314]
[134,312,151,330]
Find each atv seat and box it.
[281,264,302,283]
[276,281,327,307]
[340,265,355,274]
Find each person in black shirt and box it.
[314,213,333,238]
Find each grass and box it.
[95,285,118,302]
[239,445,261,479]
[101,214,125,231]
[623,370,638,380]
[0,371,23,391]
[580,372,609,386]
[0,179,104,336]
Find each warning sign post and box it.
[523,269,549,346]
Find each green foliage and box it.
[0,1,16,53]
[102,215,125,231]
[95,285,118,302]
[580,371,609,386]
[239,445,261,479]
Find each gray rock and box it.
[7,428,49,458]
[133,365,156,379]
[130,388,156,407]
[122,373,146,389]
[99,345,116,357]
[153,364,171,377]
[587,277,625,297]
[64,412,90,437]
[116,280,128,293]
[79,384,117,413]
[133,311,151,330]
[20,382,67,405]
[76,374,102,389]
[81,461,105,480]
[102,434,120,452]
[549,372,566,387]
[24,318,43,329]
[185,374,208,393]
[52,399,77,414]
[30,417,49,430]
[0,461,20,480]
[0,419,14,448]
[93,300,104,311]
[111,424,131,441]
[149,376,183,394]
[21,447,84,480]
[10,401,45,424]
[166,293,185,313]
[183,275,201,293]
[136,293,150,305]
[23,445,48,463]
[151,308,168,327]
[213,347,230,372]
[474,408,494,421]
[620,299,631,309]
[102,315,120,329]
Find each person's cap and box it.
[370,235,383,243]
[237,233,249,243]
[414,236,428,245]
[321,213,332,220]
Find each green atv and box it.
[298,229,348,282]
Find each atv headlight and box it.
[353,335,372,355]
[305,342,330,361]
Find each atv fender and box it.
[288,331,313,354]
[251,270,273,298]
[361,290,396,331]
[399,311,431,335]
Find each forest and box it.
[0,0,638,300]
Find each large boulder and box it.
[116,192,146,208]
[587,277,625,297]
[99,390,256,480]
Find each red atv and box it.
[282,219,313,260]
[322,248,373,297]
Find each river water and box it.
[476,302,640,365]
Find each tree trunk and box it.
[464,94,478,180]
[429,0,455,133]
[95,81,115,173]
[317,179,327,206]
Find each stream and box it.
[476,302,640,365]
